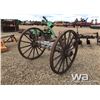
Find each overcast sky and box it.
[0,0,100,21]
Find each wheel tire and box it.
[50,30,78,74]
[18,27,45,60]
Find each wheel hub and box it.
[66,51,73,57]
[62,47,73,58]
[30,41,38,48]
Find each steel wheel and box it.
[18,27,45,60]
[50,30,78,74]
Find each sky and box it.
[0,0,100,22]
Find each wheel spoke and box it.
[20,44,31,49]
[33,48,35,57]
[69,41,74,48]
[54,56,62,68]
[55,47,62,52]
[53,54,61,60]
[58,58,63,72]
[23,46,32,54]
[38,47,43,52]
[62,59,65,72]
[24,34,32,42]
[27,48,33,58]
[59,39,64,50]
[65,57,68,67]
[63,34,67,46]
[67,32,71,45]
[21,40,31,44]
[68,36,74,46]
[69,46,75,51]
[35,47,39,56]
[68,56,72,62]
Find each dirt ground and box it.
[1,25,100,85]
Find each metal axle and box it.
[37,41,54,50]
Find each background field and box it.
[1,25,100,84]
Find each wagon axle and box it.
[37,41,54,50]
[30,42,38,48]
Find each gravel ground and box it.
[1,26,100,85]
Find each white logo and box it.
[71,74,89,81]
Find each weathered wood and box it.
[1,34,17,43]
